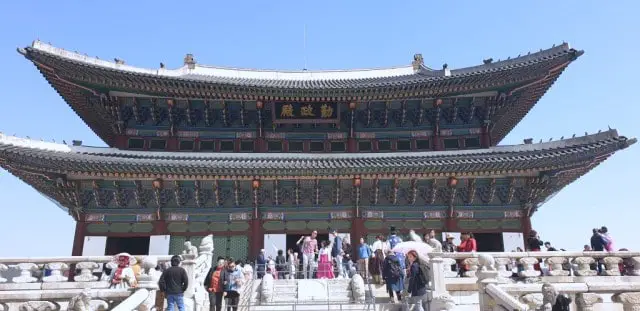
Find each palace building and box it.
[0,41,634,260]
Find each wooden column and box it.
[69,221,86,281]
[71,221,85,256]
[249,219,264,260]
[521,216,532,247]
[350,217,365,259]
[444,217,457,233]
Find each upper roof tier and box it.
[20,40,581,95]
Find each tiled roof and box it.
[21,40,581,90]
[0,130,633,177]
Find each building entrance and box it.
[474,233,504,252]
[105,237,150,255]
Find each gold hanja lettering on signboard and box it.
[300,104,315,117]
[280,104,294,118]
[320,104,334,118]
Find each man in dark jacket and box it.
[158,255,189,311]
[331,229,345,278]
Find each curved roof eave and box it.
[21,40,582,88]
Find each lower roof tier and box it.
[0,129,634,220]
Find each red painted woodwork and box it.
[445,217,457,232]
[521,216,532,246]
[347,138,356,152]
[350,218,365,258]
[71,221,86,256]
[249,219,264,260]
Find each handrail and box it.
[426,250,640,260]
[485,283,529,311]
[498,282,640,295]
[111,288,150,311]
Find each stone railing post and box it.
[612,292,640,311]
[575,293,603,311]
[181,254,197,299]
[475,254,500,311]
[0,264,7,283]
[603,257,623,276]
[428,257,455,311]
[573,257,597,276]
[626,257,640,276]
[12,263,38,283]
[518,257,539,278]
[546,257,569,276]
[461,257,479,278]
[494,257,512,278]
[74,262,100,282]
[42,262,69,283]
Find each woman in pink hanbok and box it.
[316,240,335,279]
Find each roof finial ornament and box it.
[572,134,576,138]
[114,58,125,65]
[160,62,165,69]
[412,54,424,71]
[442,63,448,70]
[560,136,564,140]
[483,58,493,64]
[585,132,588,136]
[184,54,196,69]
[608,125,612,130]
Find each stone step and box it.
[249,303,403,311]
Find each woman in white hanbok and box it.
[109,253,137,289]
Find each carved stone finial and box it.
[612,292,640,311]
[183,241,198,257]
[184,54,196,69]
[412,54,424,71]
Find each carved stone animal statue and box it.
[349,273,366,303]
[183,241,199,257]
[68,289,93,311]
[478,254,496,272]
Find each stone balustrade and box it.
[428,251,640,278]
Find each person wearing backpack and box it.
[387,226,403,250]
[406,250,428,311]
[382,249,404,303]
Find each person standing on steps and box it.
[331,229,345,278]
[204,259,227,311]
[158,255,189,311]
[298,230,318,279]
[223,258,244,311]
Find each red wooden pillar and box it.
[71,221,86,256]
[444,217,457,233]
[249,219,264,260]
[350,217,365,258]
[521,216,532,248]
[347,138,357,153]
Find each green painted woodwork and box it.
[86,223,110,234]
[212,236,229,261]
[228,236,249,261]
[168,223,189,233]
[423,220,444,229]
[457,219,521,230]
[131,223,154,233]
[285,221,307,231]
[402,220,424,229]
[104,215,138,222]
[329,220,351,230]
[208,223,228,231]
[263,221,286,231]
[307,220,331,231]
[383,211,426,219]
[364,221,385,230]
[110,223,134,233]
[228,222,250,232]
[86,222,155,233]
[474,211,509,219]
[188,222,210,233]
[189,214,232,222]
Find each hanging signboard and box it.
[272,102,340,124]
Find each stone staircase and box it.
[245,278,390,311]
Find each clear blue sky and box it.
[0,1,637,257]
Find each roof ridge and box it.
[22,40,579,82]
